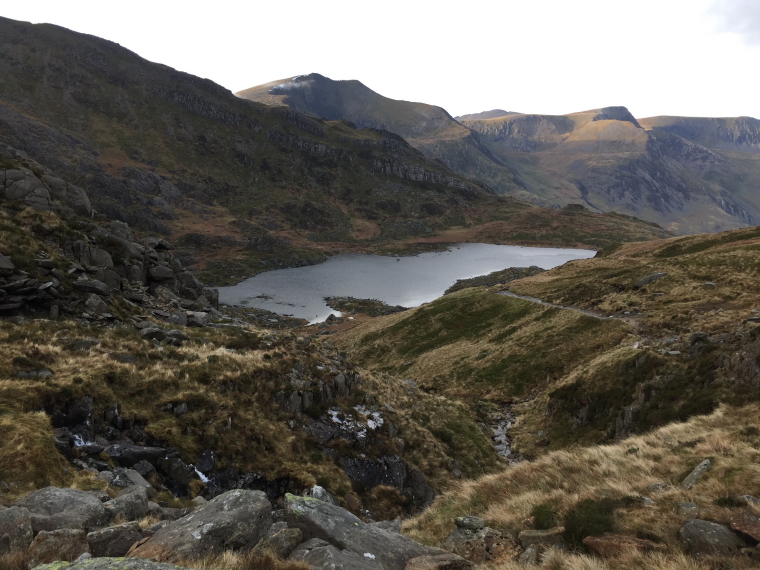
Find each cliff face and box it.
[237,74,528,198]
[640,116,760,153]
[461,108,760,234]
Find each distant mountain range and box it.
[239,74,760,234]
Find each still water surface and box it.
[218,243,595,323]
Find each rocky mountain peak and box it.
[456,110,520,122]
[590,106,642,128]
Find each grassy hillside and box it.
[335,225,760,458]
[405,403,760,569]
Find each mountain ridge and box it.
[239,73,760,235]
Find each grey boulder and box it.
[84,294,109,316]
[681,459,711,490]
[28,528,90,568]
[252,521,303,558]
[148,266,174,281]
[104,486,149,521]
[633,272,667,289]
[129,489,272,562]
[0,506,33,554]
[87,521,143,557]
[677,519,745,555]
[290,538,383,570]
[285,493,446,570]
[15,487,111,533]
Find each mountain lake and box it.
[217,243,596,323]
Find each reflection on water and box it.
[217,243,595,323]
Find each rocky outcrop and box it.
[290,538,383,570]
[0,506,33,554]
[28,528,91,567]
[129,489,272,562]
[86,522,143,557]
[405,553,474,570]
[251,522,303,558]
[15,487,111,533]
[443,517,516,564]
[284,494,446,570]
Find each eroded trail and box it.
[497,290,616,320]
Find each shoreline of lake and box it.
[217,243,596,323]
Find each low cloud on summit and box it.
[710,0,760,46]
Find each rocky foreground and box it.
[1,484,476,570]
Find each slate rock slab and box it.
[285,493,445,570]
[290,538,383,570]
[129,489,271,562]
[37,559,189,570]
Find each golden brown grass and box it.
[404,404,760,560]
[0,411,68,492]
[179,551,309,570]
[492,549,730,570]
[0,312,490,503]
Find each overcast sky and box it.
[2,0,759,119]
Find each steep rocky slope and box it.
[462,109,760,234]
[0,20,665,286]
[236,74,533,201]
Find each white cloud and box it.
[1,0,759,119]
[710,0,760,46]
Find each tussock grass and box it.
[335,289,630,401]
[0,411,68,492]
[0,313,491,503]
[179,551,309,570]
[492,549,718,570]
[404,404,760,563]
[0,551,28,570]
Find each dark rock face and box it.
[339,456,435,509]
[129,489,272,562]
[102,443,166,467]
[73,279,111,296]
[284,494,446,570]
[15,487,111,533]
